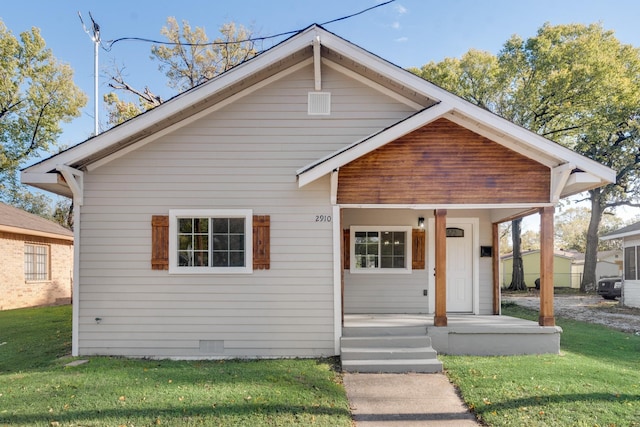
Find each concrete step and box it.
[341,346,439,360]
[341,335,433,348]
[342,325,427,337]
[342,358,443,373]
[341,332,442,373]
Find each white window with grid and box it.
[169,209,253,274]
[350,226,412,274]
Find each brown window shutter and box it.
[253,215,270,270]
[412,229,426,270]
[343,229,350,270]
[151,215,169,270]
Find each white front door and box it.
[446,224,473,312]
[427,218,478,314]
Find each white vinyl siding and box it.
[76,64,417,357]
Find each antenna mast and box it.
[79,11,100,136]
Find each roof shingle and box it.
[0,202,73,239]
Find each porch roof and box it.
[296,103,615,200]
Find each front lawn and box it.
[442,302,640,426]
[3,303,640,426]
[0,305,351,427]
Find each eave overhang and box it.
[0,223,74,242]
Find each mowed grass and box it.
[0,305,351,427]
[4,303,640,426]
[442,302,640,426]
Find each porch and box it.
[341,314,562,373]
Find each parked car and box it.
[597,277,623,300]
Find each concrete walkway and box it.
[343,372,481,426]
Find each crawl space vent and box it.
[308,92,331,115]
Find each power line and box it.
[101,0,396,52]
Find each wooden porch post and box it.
[434,209,448,326]
[539,206,555,326]
[492,222,500,315]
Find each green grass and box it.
[0,306,351,427]
[4,304,640,426]
[0,305,72,372]
[442,302,640,426]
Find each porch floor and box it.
[343,314,562,356]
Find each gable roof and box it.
[0,203,73,241]
[21,24,615,201]
[600,221,640,240]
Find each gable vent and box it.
[308,92,331,115]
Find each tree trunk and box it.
[509,218,527,290]
[581,189,604,292]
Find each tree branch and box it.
[108,73,162,107]
[604,200,640,209]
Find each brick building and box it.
[0,203,73,310]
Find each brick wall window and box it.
[25,243,50,281]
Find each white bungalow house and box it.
[22,25,615,370]
[601,222,640,308]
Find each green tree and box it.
[555,206,624,252]
[521,229,540,252]
[0,21,86,216]
[411,22,640,292]
[105,18,257,125]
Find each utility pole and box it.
[79,12,100,136]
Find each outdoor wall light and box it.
[418,217,425,228]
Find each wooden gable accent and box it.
[337,118,550,205]
[150,215,270,270]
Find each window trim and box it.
[24,243,50,282]
[169,209,253,274]
[349,226,412,274]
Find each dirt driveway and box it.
[503,293,640,335]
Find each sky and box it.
[2,0,640,219]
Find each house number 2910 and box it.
[315,215,332,222]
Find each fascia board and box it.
[297,102,454,187]
[20,170,61,185]
[600,230,640,241]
